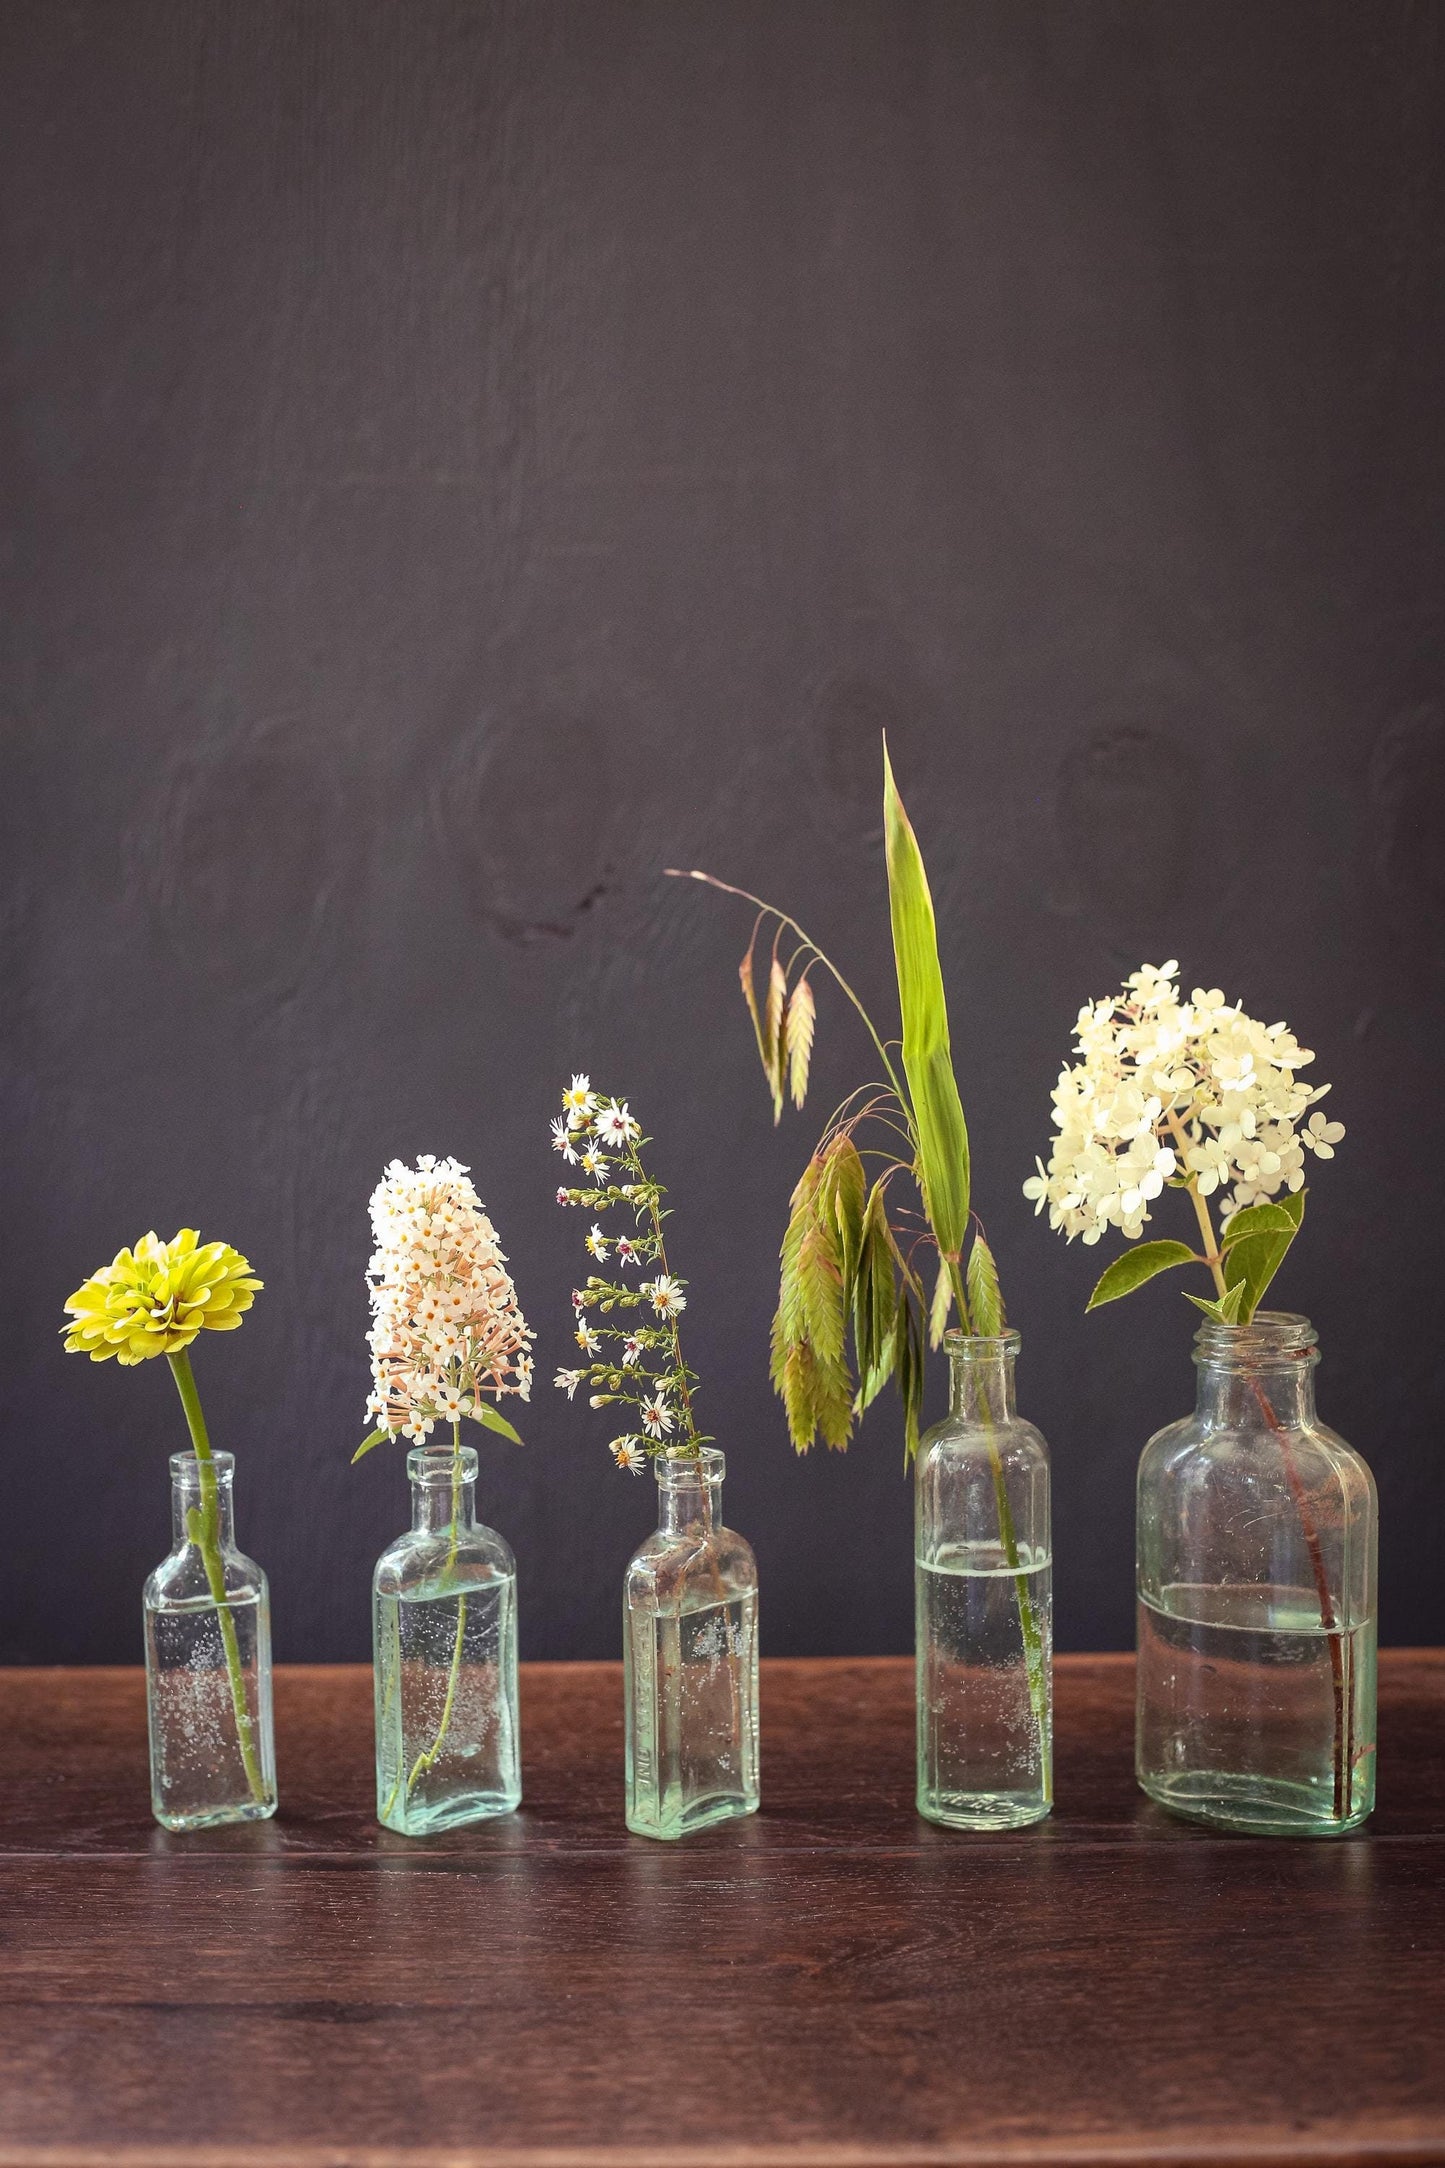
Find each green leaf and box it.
[966,1232,1005,1339]
[1219,1200,1299,1250]
[865,1187,896,1381]
[473,1402,523,1446]
[351,1425,392,1464]
[785,974,817,1112]
[882,739,971,1264]
[1086,1240,1202,1311]
[928,1249,954,1351]
[1223,1188,1305,1324]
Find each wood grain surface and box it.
[0,1655,1440,2168]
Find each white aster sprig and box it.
[356,1154,533,1457]
[551,1078,704,1470]
[1025,964,1344,1322]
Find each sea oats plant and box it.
[670,741,999,1463]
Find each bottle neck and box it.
[656,1448,725,1536]
[947,1334,1019,1423]
[1193,1313,1319,1429]
[170,1452,236,1548]
[409,1465,476,1534]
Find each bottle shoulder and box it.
[1139,1411,1375,1508]
[917,1413,1049,1472]
[374,1521,516,1596]
[625,1523,757,1608]
[144,1545,267,1608]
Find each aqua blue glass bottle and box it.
[143,1448,277,1831]
[373,1440,521,1835]
[624,1448,759,1839]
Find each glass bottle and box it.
[1137,1312,1377,1836]
[915,1330,1052,1829]
[373,1439,520,1835]
[143,1449,277,1830]
[624,1448,759,1840]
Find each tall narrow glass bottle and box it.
[624,1448,759,1840]
[373,1439,521,1835]
[915,1330,1052,1829]
[1137,1312,1376,1835]
[144,1449,277,1831]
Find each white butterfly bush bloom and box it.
[1023,964,1343,1245]
[366,1155,533,1440]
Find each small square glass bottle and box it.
[624,1447,759,1840]
[373,1440,521,1835]
[143,1448,277,1831]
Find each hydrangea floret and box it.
[552,1078,704,1471]
[356,1154,533,1458]
[1023,963,1345,1322]
[61,1229,267,1805]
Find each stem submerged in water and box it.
[165,1350,266,1806]
[405,1424,469,1800]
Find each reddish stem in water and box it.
[1247,1374,1350,1821]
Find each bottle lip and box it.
[1193,1310,1318,1364]
[407,1441,480,1484]
[944,1328,1021,1358]
[169,1448,234,1481]
[655,1445,725,1486]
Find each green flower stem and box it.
[165,1350,266,1806]
[405,1425,468,1799]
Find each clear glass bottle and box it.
[373,1439,520,1835]
[915,1330,1052,1830]
[1137,1312,1377,1836]
[143,1449,277,1830]
[624,1448,759,1840]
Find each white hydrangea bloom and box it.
[1024,964,1342,1244]
[365,1155,533,1437]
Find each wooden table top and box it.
[0,1654,1441,2168]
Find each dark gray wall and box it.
[4,2,1442,1663]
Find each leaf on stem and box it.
[1222,1188,1306,1324]
[473,1402,524,1445]
[1085,1240,1201,1310]
[966,1232,1005,1339]
[882,740,971,1264]
[785,974,817,1111]
[351,1425,392,1464]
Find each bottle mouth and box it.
[655,1446,725,1486]
[168,1448,234,1482]
[407,1441,480,1485]
[943,1328,1021,1358]
[1193,1310,1318,1366]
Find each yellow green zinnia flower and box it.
[62,1229,262,1365]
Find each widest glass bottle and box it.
[144,1448,277,1831]
[624,1448,759,1840]
[1137,1312,1377,1836]
[373,1440,521,1835]
[915,1330,1052,1829]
